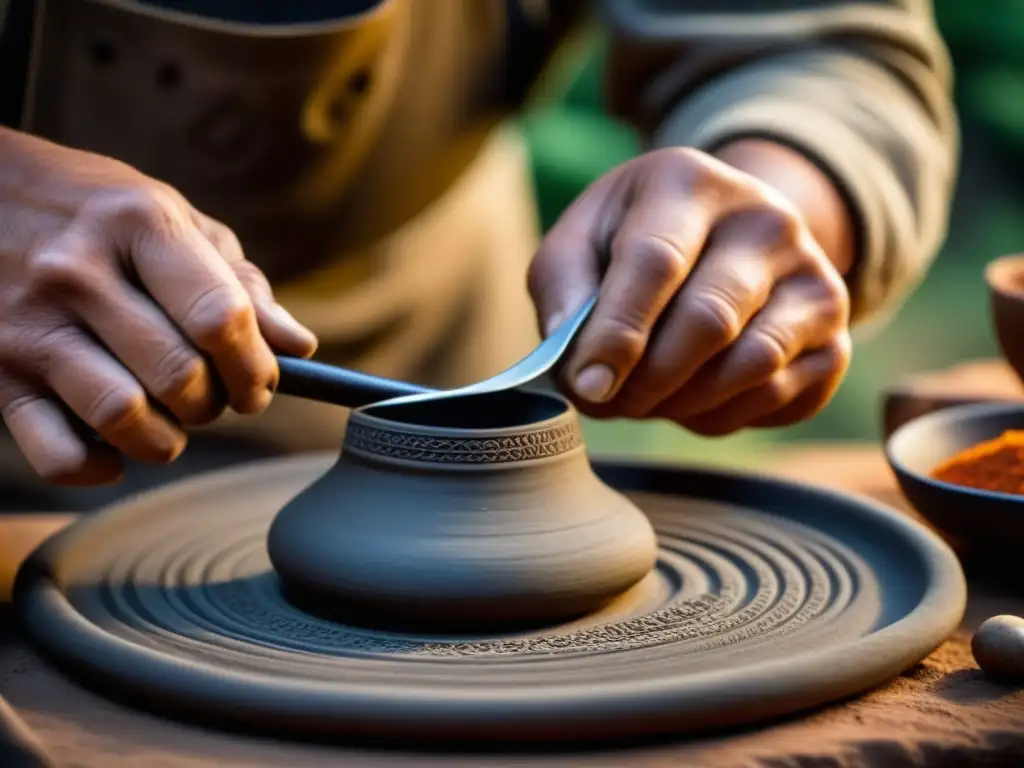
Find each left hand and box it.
[528,145,852,436]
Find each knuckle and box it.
[717,262,771,304]
[151,345,208,404]
[31,325,88,372]
[232,259,270,293]
[87,183,185,234]
[204,216,245,259]
[27,247,96,298]
[688,289,743,346]
[766,205,805,245]
[733,202,805,247]
[86,385,149,434]
[594,313,649,365]
[662,147,726,193]
[659,146,738,197]
[183,285,254,350]
[746,327,792,379]
[659,146,709,176]
[622,233,689,285]
[0,391,35,423]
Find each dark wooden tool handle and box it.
[275,355,433,408]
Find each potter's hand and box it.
[528,140,854,435]
[0,128,317,484]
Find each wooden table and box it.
[2,363,1024,767]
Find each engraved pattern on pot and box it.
[344,421,583,463]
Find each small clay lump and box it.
[972,614,1024,682]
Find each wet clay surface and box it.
[0,444,1020,766]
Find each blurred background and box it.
[518,2,1019,465]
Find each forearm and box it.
[599,0,958,326]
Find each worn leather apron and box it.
[23,0,408,278]
[0,0,543,510]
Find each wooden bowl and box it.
[885,401,1024,554]
[986,254,1024,386]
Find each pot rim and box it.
[343,391,585,467]
[349,390,577,439]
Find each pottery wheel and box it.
[14,455,966,745]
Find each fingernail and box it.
[574,364,616,403]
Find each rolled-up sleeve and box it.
[599,0,958,326]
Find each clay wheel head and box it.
[13,457,967,744]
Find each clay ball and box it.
[972,614,1024,682]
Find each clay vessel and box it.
[267,389,659,632]
[986,254,1024,388]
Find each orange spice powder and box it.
[930,430,1024,495]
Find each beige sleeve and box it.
[598,0,958,326]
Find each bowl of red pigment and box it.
[986,254,1024,387]
[885,401,1024,554]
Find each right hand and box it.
[0,129,318,485]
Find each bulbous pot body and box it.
[267,391,658,631]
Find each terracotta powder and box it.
[930,430,1024,495]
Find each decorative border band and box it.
[343,421,583,464]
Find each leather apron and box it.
[21,0,409,282]
[0,0,543,510]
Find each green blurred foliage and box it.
[936,0,1024,157]
[516,14,1020,460]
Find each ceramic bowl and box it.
[986,254,1024,386]
[885,401,1024,552]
